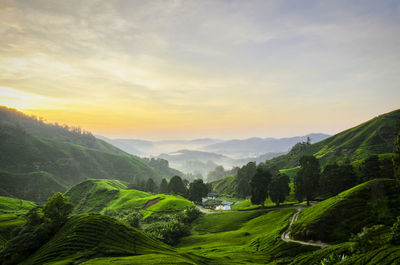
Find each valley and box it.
[0,107,399,264]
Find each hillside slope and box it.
[65,179,194,217]
[290,178,400,243]
[262,109,399,172]
[0,196,36,245]
[21,213,176,264]
[0,107,172,202]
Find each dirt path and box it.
[142,197,162,210]
[196,206,217,214]
[281,207,330,248]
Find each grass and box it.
[290,178,400,243]
[338,245,400,265]
[177,208,316,264]
[21,213,176,265]
[65,179,194,218]
[0,196,36,246]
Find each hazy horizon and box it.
[1,1,399,140]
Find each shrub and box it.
[350,225,388,252]
[182,206,201,223]
[124,212,142,228]
[144,218,190,245]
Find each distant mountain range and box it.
[98,134,330,175]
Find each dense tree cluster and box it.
[187,179,209,204]
[250,164,272,207]
[294,156,320,206]
[319,164,358,196]
[236,162,256,198]
[269,174,290,207]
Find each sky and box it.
[0,0,399,140]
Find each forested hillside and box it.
[0,106,179,201]
[265,109,400,172]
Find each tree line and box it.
[237,132,400,207]
[129,175,211,204]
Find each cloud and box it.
[0,0,399,139]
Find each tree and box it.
[236,162,256,198]
[294,155,320,206]
[207,165,226,182]
[250,164,272,208]
[159,178,168,193]
[269,174,290,206]
[168,175,187,195]
[42,192,73,227]
[361,155,381,182]
[187,179,209,204]
[145,178,156,193]
[319,164,358,196]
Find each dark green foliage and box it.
[391,216,400,245]
[144,217,190,245]
[187,179,209,204]
[394,132,400,183]
[168,176,187,195]
[0,222,54,265]
[291,179,400,243]
[236,162,256,198]
[124,212,143,228]
[351,225,389,253]
[22,213,174,264]
[319,164,358,197]
[145,178,156,193]
[42,193,73,227]
[269,174,290,206]
[159,178,168,193]
[294,156,320,205]
[361,155,381,181]
[183,206,202,223]
[250,164,272,207]
[0,193,73,264]
[143,208,200,245]
[380,157,394,179]
[26,207,43,226]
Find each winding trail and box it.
[281,207,330,248]
[196,206,217,214]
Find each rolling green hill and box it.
[290,178,400,243]
[65,179,194,217]
[0,106,180,202]
[265,109,400,173]
[20,213,177,264]
[0,196,36,246]
[211,109,399,195]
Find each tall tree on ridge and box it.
[294,155,320,206]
